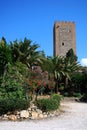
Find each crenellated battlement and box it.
[54,21,75,28]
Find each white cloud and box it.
[80,58,87,66]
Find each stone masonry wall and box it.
[53,21,76,56]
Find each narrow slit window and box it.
[62,42,64,46]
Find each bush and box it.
[0,98,30,115]
[80,94,87,102]
[51,94,63,105]
[73,92,82,97]
[0,62,31,115]
[0,63,31,100]
[35,98,59,112]
[63,92,69,97]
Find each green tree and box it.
[42,56,66,93]
[66,48,77,63]
[63,49,80,94]
[0,37,12,76]
[10,38,43,68]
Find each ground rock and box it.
[36,109,42,114]
[31,111,38,119]
[39,114,44,119]
[43,114,48,118]
[20,110,29,118]
[8,115,17,121]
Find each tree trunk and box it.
[65,77,68,89]
[55,80,59,93]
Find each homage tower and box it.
[53,21,76,56]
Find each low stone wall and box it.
[0,102,61,121]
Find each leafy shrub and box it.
[51,94,63,105]
[73,92,82,97]
[59,85,64,91]
[0,98,30,115]
[0,62,31,115]
[63,92,69,97]
[0,63,30,99]
[80,94,87,102]
[35,98,59,112]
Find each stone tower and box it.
[53,21,76,56]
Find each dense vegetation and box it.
[0,37,87,114]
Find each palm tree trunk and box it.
[55,79,59,93]
[65,77,68,89]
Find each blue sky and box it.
[0,0,87,65]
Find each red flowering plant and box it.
[27,66,46,100]
[27,66,56,100]
[29,79,46,100]
[47,80,55,92]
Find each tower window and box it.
[62,42,64,46]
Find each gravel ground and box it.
[0,101,87,130]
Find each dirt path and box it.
[0,100,87,130]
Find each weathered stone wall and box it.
[53,21,76,56]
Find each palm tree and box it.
[42,53,79,93]
[41,56,66,93]
[10,38,43,68]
